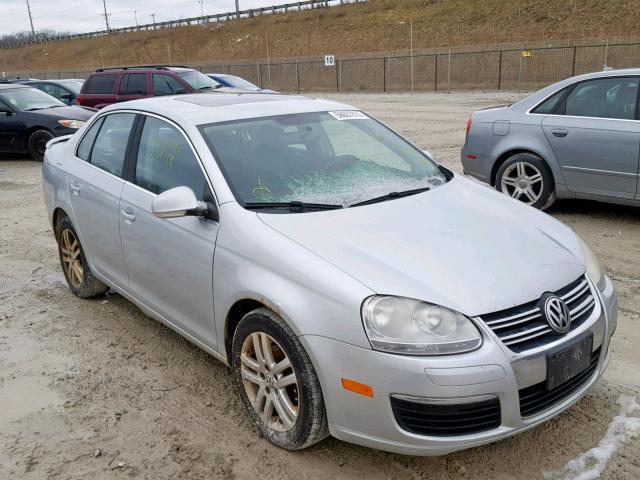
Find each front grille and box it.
[478,276,596,352]
[391,396,501,436]
[519,347,601,417]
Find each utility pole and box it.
[101,0,111,31]
[25,0,36,37]
[198,0,204,18]
[150,13,157,30]
[235,0,240,19]
[134,10,138,27]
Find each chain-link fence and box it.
[11,40,640,92]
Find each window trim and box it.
[527,74,640,122]
[117,72,150,96]
[82,73,118,95]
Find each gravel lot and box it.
[1,91,639,479]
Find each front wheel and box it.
[232,308,328,450]
[495,153,555,209]
[27,129,54,162]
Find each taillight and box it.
[466,117,472,136]
[76,98,82,106]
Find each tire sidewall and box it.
[28,129,53,162]
[232,310,321,450]
[495,153,555,210]
[55,216,93,297]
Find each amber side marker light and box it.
[341,378,374,397]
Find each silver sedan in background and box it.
[43,93,617,455]
[462,68,640,209]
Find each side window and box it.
[76,117,105,161]
[118,73,148,95]
[83,74,117,95]
[565,77,639,120]
[532,89,565,114]
[135,117,209,200]
[153,74,186,96]
[90,113,136,176]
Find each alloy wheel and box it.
[60,228,83,288]
[500,162,544,205]
[240,332,299,432]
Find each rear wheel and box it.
[55,215,109,298]
[27,129,54,162]
[232,308,328,450]
[495,153,555,209]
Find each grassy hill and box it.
[5,0,640,73]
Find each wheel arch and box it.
[224,298,270,364]
[25,125,53,145]
[52,207,70,233]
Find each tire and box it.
[27,129,54,162]
[232,308,329,450]
[495,152,556,210]
[55,215,109,298]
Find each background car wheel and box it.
[495,153,555,209]
[55,215,109,298]
[232,307,329,450]
[27,129,54,162]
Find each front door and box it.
[67,112,136,288]
[116,73,150,103]
[0,103,23,151]
[542,76,640,200]
[119,115,218,346]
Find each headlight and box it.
[361,296,482,355]
[577,236,605,290]
[57,119,85,129]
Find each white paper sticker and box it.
[328,111,369,121]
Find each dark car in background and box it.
[25,79,84,105]
[206,73,278,93]
[76,65,225,109]
[0,84,94,161]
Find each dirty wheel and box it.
[496,152,555,210]
[55,215,109,298]
[232,308,328,450]
[27,129,53,162]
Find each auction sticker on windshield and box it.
[328,111,369,120]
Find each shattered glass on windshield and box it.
[200,111,447,209]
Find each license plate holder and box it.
[546,333,593,391]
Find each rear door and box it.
[67,112,137,288]
[119,114,219,345]
[541,76,640,199]
[116,73,150,103]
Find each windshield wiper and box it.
[244,201,343,212]
[350,187,431,207]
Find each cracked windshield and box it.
[201,111,447,208]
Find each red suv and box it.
[77,65,223,109]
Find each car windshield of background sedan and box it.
[0,88,66,111]
[177,71,221,90]
[218,75,261,90]
[200,111,447,208]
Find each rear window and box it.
[83,74,117,95]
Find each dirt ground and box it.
[1,91,639,480]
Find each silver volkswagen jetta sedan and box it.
[462,68,640,209]
[43,93,618,455]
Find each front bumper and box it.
[301,275,617,456]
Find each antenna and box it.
[25,0,36,36]
[101,0,111,31]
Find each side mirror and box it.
[422,150,438,163]
[0,107,13,116]
[152,186,208,219]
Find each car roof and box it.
[101,92,356,125]
[0,84,29,90]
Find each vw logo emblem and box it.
[543,295,571,334]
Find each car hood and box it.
[20,105,94,121]
[258,176,585,316]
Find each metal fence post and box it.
[383,57,387,92]
[336,58,340,92]
[434,54,438,91]
[447,49,451,93]
[518,52,523,92]
[572,46,577,76]
[497,50,502,90]
[259,63,264,88]
[295,60,300,92]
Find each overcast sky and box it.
[1,0,293,35]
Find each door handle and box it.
[70,182,82,194]
[121,208,136,223]
[551,129,569,137]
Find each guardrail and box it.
[1,0,365,48]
